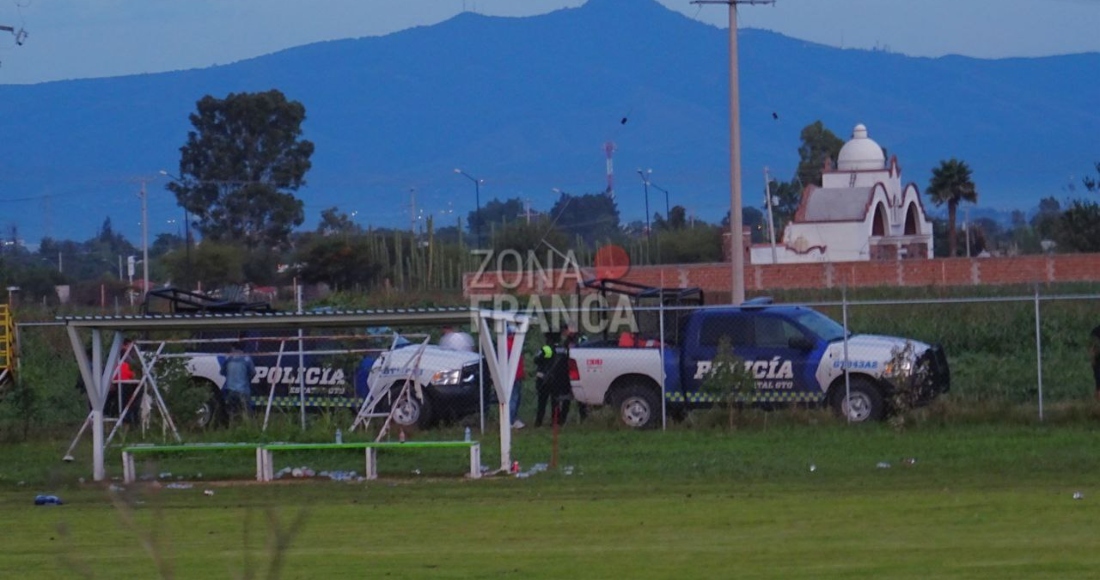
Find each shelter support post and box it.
[477,311,528,473]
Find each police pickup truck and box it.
[144,288,489,429]
[569,289,950,429]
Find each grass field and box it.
[3,418,1100,579]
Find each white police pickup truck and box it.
[569,301,950,428]
[141,288,490,430]
[186,337,489,429]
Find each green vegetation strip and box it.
[2,423,1100,578]
[122,443,260,454]
[262,441,477,451]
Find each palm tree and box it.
[927,159,978,257]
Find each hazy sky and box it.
[1,0,1098,85]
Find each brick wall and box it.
[463,254,1100,297]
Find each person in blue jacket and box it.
[220,343,256,419]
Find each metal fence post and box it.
[478,324,486,435]
[1034,285,1044,422]
[842,286,851,424]
[659,277,667,431]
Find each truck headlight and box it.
[884,359,913,377]
[430,366,477,386]
[430,369,463,386]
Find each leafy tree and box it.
[316,207,362,237]
[467,198,525,238]
[654,225,724,264]
[549,192,620,246]
[168,90,314,250]
[1030,196,1062,241]
[161,242,246,289]
[742,207,766,244]
[666,205,687,230]
[150,233,183,258]
[926,158,978,257]
[796,121,844,187]
[765,180,802,235]
[1083,162,1100,193]
[490,219,569,256]
[296,236,382,292]
[1056,200,1100,252]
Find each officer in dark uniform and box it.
[554,326,587,424]
[533,330,560,427]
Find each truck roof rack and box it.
[142,287,276,315]
[741,296,775,308]
[581,278,704,307]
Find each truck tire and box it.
[612,383,660,429]
[831,378,884,423]
[388,382,434,430]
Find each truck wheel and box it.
[831,378,884,423]
[612,383,660,429]
[388,383,433,430]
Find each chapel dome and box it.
[837,123,885,171]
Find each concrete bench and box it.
[121,443,262,484]
[259,441,481,482]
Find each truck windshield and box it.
[792,309,848,342]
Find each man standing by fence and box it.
[220,343,256,419]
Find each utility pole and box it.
[651,182,670,224]
[692,0,774,305]
[764,166,778,264]
[409,187,418,234]
[454,169,483,248]
[637,169,652,237]
[519,198,534,225]
[964,206,971,258]
[140,180,149,297]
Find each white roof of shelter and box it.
[797,187,874,222]
[57,307,513,331]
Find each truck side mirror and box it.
[789,336,815,351]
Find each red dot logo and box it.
[594,244,630,280]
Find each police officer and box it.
[533,330,561,427]
[555,326,587,424]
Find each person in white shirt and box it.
[439,325,476,352]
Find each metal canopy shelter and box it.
[60,307,528,481]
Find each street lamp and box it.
[137,179,154,298]
[637,169,652,237]
[159,170,193,289]
[454,168,483,248]
[764,167,779,265]
[651,182,670,224]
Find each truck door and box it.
[740,314,815,396]
[681,312,753,400]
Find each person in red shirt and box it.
[108,339,135,420]
[507,328,526,429]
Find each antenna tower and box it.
[604,141,616,199]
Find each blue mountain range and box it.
[0,0,1095,246]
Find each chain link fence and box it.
[5,290,1099,438]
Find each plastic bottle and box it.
[34,494,63,506]
[335,428,343,445]
[464,426,471,442]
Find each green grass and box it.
[3,421,1100,578]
